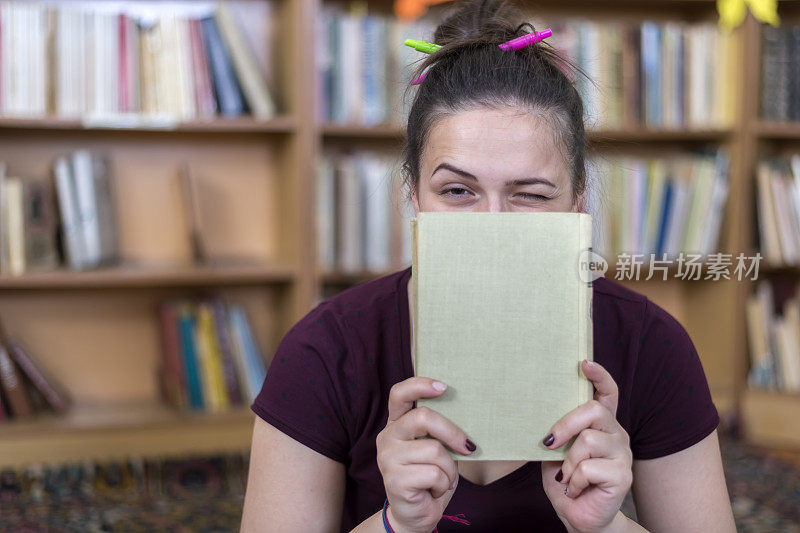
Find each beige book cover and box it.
[412,212,593,461]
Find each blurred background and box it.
[0,0,799,530]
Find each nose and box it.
[486,195,505,213]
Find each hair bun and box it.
[433,0,523,47]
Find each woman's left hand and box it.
[541,360,633,533]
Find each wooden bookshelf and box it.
[0,403,256,467]
[735,6,800,450]
[0,0,792,465]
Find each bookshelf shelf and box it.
[0,263,298,290]
[0,115,297,135]
[742,389,800,450]
[319,123,734,143]
[754,121,800,140]
[0,403,255,467]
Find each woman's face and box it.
[412,107,583,214]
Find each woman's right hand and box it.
[376,377,476,533]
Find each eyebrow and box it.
[431,162,556,188]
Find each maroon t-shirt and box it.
[251,267,719,532]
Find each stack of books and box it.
[586,150,729,260]
[157,298,266,412]
[0,152,118,276]
[747,280,800,393]
[756,156,800,267]
[0,1,276,124]
[317,150,413,273]
[761,24,800,123]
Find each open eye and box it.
[441,187,472,197]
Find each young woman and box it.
[241,0,736,530]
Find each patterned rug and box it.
[0,437,798,532]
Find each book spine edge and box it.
[581,214,594,405]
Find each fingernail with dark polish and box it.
[555,469,563,482]
[465,439,477,452]
[542,434,555,447]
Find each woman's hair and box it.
[400,0,589,200]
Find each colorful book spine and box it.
[195,303,229,412]
[177,305,204,410]
[210,299,242,406]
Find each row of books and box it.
[747,280,800,393]
[316,7,436,126]
[0,151,118,276]
[587,150,729,259]
[0,318,69,422]
[0,1,276,124]
[756,156,800,267]
[157,298,266,412]
[317,10,735,131]
[316,151,413,273]
[761,25,800,123]
[543,19,736,131]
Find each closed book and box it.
[641,22,662,128]
[229,305,266,402]
[792,26,800,121]
[756,161,783,265]
[0,341,33,417]
[22,179,58,272]
[91,155,118,266]
[210,299,242,406]
[215,3,275,120]
[6,340,69,414]
[361,154,391,272]
[4,177,24,276]
[780,298,800,392]
[361,14,387,126]
[201,16,246,116]
[621,23,641,128]
[412,212,593,461]
[71,150,101,268]
[316,155,337,271]
[644,160,666,254]
[177,304,204,410]
[655,178,673,255]
[746,294,774,389]
[53,155,85,270]
[0,162,7,273]
[158,302,187,409]
[336,155,363,272]
[195,302,229,412]
[188,19,217,118]
[227,306,255,401]
[701,151,730,256]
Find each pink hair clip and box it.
[410,28,553,85]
